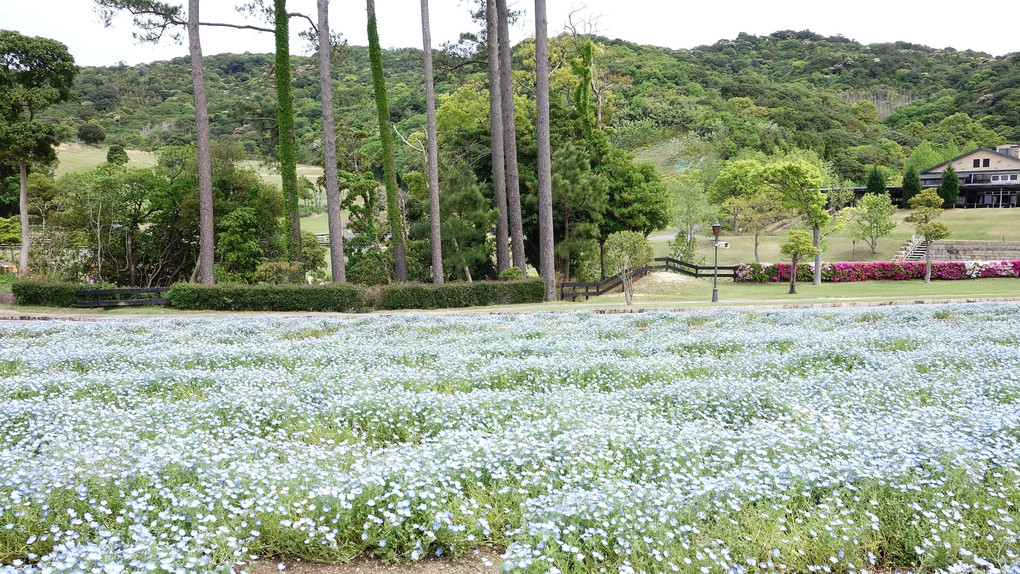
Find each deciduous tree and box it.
[604,230,652,305]
[905,188,951,283]
[762,160,829,285]
[847,192,896,254]
[780,229,817,295]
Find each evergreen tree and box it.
[865,165,887,195]
[901,165,921,205]
[0,30,77,277]
[938,165,960,208]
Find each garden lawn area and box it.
[2,305,1020,573]
[650,208,1020,265]
[53,143,156,176]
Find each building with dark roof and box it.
[919,145,1020,207]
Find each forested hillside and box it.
[43,29,1019,184]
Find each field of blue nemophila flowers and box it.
[1,304,1020,574]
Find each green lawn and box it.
[651,208,1020,265]
[54,143,157,176]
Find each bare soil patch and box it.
[248,549,503,574]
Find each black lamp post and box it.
[711,221,721,303]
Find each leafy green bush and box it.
[498,267,524,281]
[379,278,545,310]
[254,261,303,284]
[11,280,80,307]
[169,283,365,312]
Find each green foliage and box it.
[379,278,545,310]
[847,193,897,254]
[106,144,129,165]
[779,229,818,294]
[904,140,943,174]
[0,216,19,244]
[10,279,79,307]
[168,282,365,312]
[77,120,105,145]
[667,172,715,264]
[901,164,921,204]
[498,266,524,280]
[273,0,300,258]
[905,188,951,282]
[604,230,653,305]
[938,165,960,207]
[0,30,77,187]
[215,208,264,282]
[298,230,327,277]
[366,6,406,281]
[253,261,303,284]
[865,165,887,195]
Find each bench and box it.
[75,287,172,308]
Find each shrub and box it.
[498,267,524,281]
[169,283,365,312]
[380,278,545,310]
[11,280,80,307]
[254,261,304,284]
[735,260,1020,283]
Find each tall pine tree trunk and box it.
[421,0,443,283]
[275,0,301,261]
[486,0,509,273]
[496,0,525,272]
[18,162,28,277]
[534,0,555,301]
[317,0,346,282]
[188,0,215,284]
[367,0,407,282]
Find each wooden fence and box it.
[560,257,739,301]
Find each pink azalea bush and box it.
[736,260,1020,283]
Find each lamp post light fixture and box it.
[711,222,721,303]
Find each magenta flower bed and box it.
[735,260,1020,283]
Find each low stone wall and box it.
[0,290,16,306]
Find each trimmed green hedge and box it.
[11,280,80,307]
[169,283,366,312]
[379,278,546,310]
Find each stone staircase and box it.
[894,240,1020,261]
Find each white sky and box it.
[2,0,1017,67]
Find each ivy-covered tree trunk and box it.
[420,0,443,284]
[486,0,509,274]
[366,0,407,282]
[316,0,346,282]
[534,0,555,301]
[496,0,525,272]
[18,162,29,277]
[275,0,301,262]
[189,0,215,284]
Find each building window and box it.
[1012,175,1019,181]
[984,159,991,167]
[974,159,981,167]
[992,175,1000,181]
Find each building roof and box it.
[921,147,1020,174]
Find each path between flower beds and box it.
[248,549,502,574]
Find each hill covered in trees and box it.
[41,29,1019,185]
